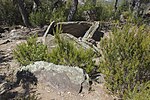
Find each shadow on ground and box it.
[0,70,39,100]
[0,50,13,64]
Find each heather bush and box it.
[99,23,150,98]
[13,35,49,66]
[49,26,96,73]
[124,81,150,100]
[13,27,96,74]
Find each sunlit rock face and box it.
[21,61,90,94]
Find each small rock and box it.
[80,93,84,97]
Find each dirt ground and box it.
[0,36,115,100]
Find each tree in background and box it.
[67,0,78,21]
[132,0,141,18]
[128,0,149,17]
[16,0,42,27]
[16,0,30,27]
[0,0,149,26]
[114,0,118,12]
[32,0,41,12]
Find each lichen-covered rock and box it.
[20,61,90,94]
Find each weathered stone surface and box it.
[44,34,56,52]
[7,25,45,40]
[83,21,99,40]
[9,29,30,40]
[20,61,89,94]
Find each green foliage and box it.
[29,0,68,26]
[119,11,144,25]
[0,0,22,25]
[13,27,95,74]
[95,1,113,21]
[112,0,130,20]
[13,35,49,66]
[49,26,96,73]
[124,81,150,100]
[0,0,149,26]
[50,6,67,22]
[29,9,48,27]
[99,23,150,98]
[75,0,113,21]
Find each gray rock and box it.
[44,34,56,52]
[20,61,89,94]
[9,29,29,40]
[9,26,45,40]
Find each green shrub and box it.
[75,0,113,21]
[29,9,48,26]
[13,35,49,66]
[124,81,150,100]
[29,0,68,26]
[49,26,96,73]
[113,0,130,20]
[0,0,22,25]
[99,23,150,98]
[29,1,52,27]
[95,1,113,21]
[50,6,67,22]
[75,0,95,21]
[13,27,95,74]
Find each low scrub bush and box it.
[49,26,96,73]
[124,81,150,100]
[99,23,150,98]
[13,27,96,74]
[29,9,49,27]
[13,35,49,66]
